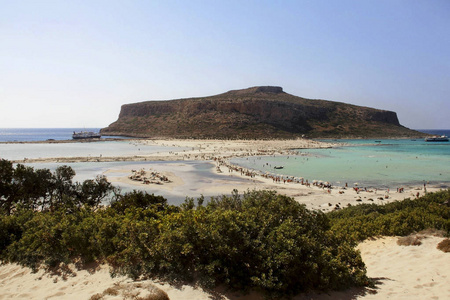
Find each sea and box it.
[0,128,120,142]
[0,128,449,199]
[230,129,450,189]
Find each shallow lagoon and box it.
[230,139,450,189]
[25,160,245,206]
[2,139,449,204]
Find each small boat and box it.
[72,131,101,139]
[274,166,284,169]
[425,135,449,142]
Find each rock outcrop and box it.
[101,86,421,138]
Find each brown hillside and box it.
[101,86,422,139]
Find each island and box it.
[101,86,423,139]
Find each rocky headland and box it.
[101,86,423,138]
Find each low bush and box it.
[106,190,369,297]
[328,190,450,242]
[93,282,169,300]
[437,239,450,253]
[397,235,423,246]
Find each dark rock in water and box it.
[101,86,423,139]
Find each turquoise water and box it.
[230,138,450,189]
[2,128,449,193]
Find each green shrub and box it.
[0,160,116,215]
[108,190,368,296]
[0,209,35,254]
[328,190,450,242]
[110,190,170,214]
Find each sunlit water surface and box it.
[231,138,449,189]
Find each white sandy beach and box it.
[91,139,440,212]
[11,138,441,212]
[1,235,448,300]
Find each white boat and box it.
[72,131,101,139]
[425,135,449,142]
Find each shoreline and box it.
[5,138,447,212]
[105,159,441,213]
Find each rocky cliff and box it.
[101,86,421,138]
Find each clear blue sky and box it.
[1,0,449,129]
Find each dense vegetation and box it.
[0,159,113,215]
[1,159,449,298]
[328,191,450,242]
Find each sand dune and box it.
[1,235,448,299]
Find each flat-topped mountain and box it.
[101,86,422,138]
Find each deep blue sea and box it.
[418,129,450,137]
[0,128,127,142]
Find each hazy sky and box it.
[1,0,449,129]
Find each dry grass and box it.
[91,282,169,300]
[103,286,120,296]
[397,228,448,247]
[89,293,103,300]
[437,239,450,253]
[136,289,170,300]
[397,235,423,246]
[417,228,446,237]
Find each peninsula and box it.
[101,86,422,138]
